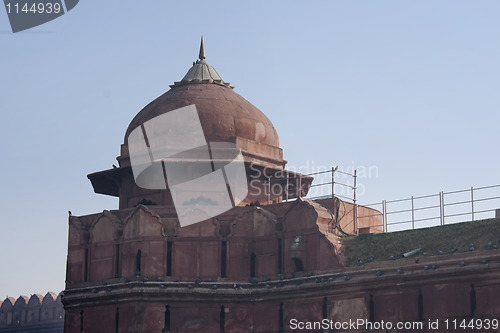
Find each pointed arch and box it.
[123,205,163,239]
[90,210,122,243]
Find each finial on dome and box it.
[170,37,233,88]
[199,36,206,60]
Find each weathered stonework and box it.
[0,292,64,333]
[63,41,500,332]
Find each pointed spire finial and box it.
[199,36,206,60]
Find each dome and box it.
[124,84,281,161]
[120,38,284,170]
[90,38,303,207]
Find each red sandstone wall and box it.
[64,199,500,333]
[0,292,64,332]
[66,199,345,288]
[62,275,500,333]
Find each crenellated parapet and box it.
[0,292,63,331]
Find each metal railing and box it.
[361,184,500,232]
[267,166,358,205]
[265,164,500,233]
[266,166,360,232]
[307,167,357,201]
[304,167,359,234]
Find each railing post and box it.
[382,200,387,232]
[331,167,335,199]
[439,191,445,225]
[471,187,474,221]
[411,196,415,230]
[298,174,302,199]
[353,170,358,235]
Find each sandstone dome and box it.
[119,39,284,170]
[90,39,297,206]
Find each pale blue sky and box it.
[1,1,499,298]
